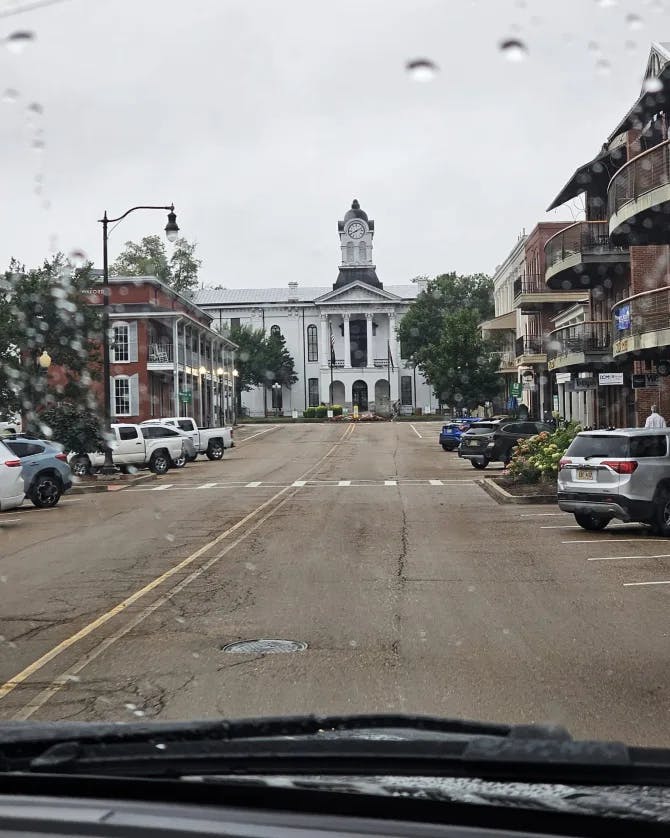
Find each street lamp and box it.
[233,368,239,424]
[216,367,224,425]
[37,350,51,369]
[99,203,178,475]
[272,381,281,417]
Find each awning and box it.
[479,311,516,331]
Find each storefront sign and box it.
[613,337,631,354]
[510,382,523,397]
[598,372,624,385]
[569,377,596,391]
[614,304,631,331]
[552,395,559,412]
[178,390,192,403]
[632,373,659,389]
[555,372,572,384]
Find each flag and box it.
[329,322,336,365]
[387,341,395,372]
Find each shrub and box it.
[507,422,581,484]
[331,404,343,416]
[303,407,316,418]
[38,404,105,454]
[315,405,328,418]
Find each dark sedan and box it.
[458,420,552,469]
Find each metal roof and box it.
[194,285,419,306]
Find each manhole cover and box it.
[222,639,308,654]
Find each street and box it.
[1,421,669,746]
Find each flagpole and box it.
[329,322,334,404]
[387,341,391,412]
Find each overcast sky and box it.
[0,0,664,288]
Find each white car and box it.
[68,423,188,476]
[0,438,26,511]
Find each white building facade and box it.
[195,200,434,417]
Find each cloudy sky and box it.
[0,0,664,288]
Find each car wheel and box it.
[574,512,610,531]
[172,454,187,469]
[441,444,450,451]
[149,451,170,474]
[206,441,224,461]
[30,473,62,508]
[186,453,198,462]
[472,460,488,470]
[653,490,670,536]
[71,455,92,477]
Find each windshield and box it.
[2,0,670,765]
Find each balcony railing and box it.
[608,139,670,218]
[148,343,174,363]
[547,321,610,359]
[612,287,670,354]
[545,221,622,269]
[492,349,516,370]
[513,274,544,298]
[515,336,545,357]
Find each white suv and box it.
[558,429,670,533]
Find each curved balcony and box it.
[512,274,587,313]
[608,140,670,245]
[547,321,611,371]
[515,335,546,364]
[544,221,629,290]
[612,286,670,357]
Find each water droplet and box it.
[467,585,476,592]
[32,138,45,151]
[175,616,186,624]
[587,40,600,52]
[595,58,611,75]
[0,576,8,584]
[155,742,167,750]
[42,199,51,211]
[133,709,146,717]
[192,652,200,658]
[502,628,511,635]
[124,702,137,711]
[65,674,81,682]
[626,12,644,28]
[643,76,663,92]
[68,248,87,268]
[499,38,528,61]
[595,0,617,7]
[165,532,175,542]
[244,561,256,571]
[405,58,439,82]
[2,88,18,104]
[27,101,43,115]
[5,31,35,54]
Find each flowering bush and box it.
[507,423,581,484]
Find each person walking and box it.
[644,404,667,429]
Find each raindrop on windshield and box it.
[27,102,43,115]
[643,76,663,92]
[499,38,528,61]
[626,13,644,28]
[32,138,45,151]
[595,0,617,6]
[5,31,35,54]
[2,88,18,104]
[596,58,612,75]
[68,249,87,268]
[405,58,439,82]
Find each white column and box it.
[343,313,351,368]
[389,312,398,401]
[366,313,374,367]
[320,314,328,367]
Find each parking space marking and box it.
[292,480,307,487]
[409,424,423,439]
[338,480,351,486]
[152,484,174,491]
[246,481,262,488]
[564,539,668,544]
[384,480,397,486]
[236,425,279,443]
[196,482,218,489]
[589,553,670,562]
[624,580,670,587]
[521,513,568,518]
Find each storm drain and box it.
[222,639,308,654]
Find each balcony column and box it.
[366,313,374,367]
[343,313,351,368]
[389,311,399,400]
[172,318,180,417]
[320,313,329,367]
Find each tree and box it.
[264,330,298,388]
[111,235,201,295]
[0,255,103,433]
[398,272,501,410]
[228,324,298,415]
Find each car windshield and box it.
[3,0,670,780]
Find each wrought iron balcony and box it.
[544,221,628,290]
[612,286,670,357]
[513,273,587,312]
[547,321,611,370]
[609,139,670,245]
[147,343,174,365]
[515,335,546,362]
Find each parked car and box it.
[2,435,72,508]
[0,438,26,511]
[438,420,479,451]
[68,423,187,477]
[458,420,552,469]
[558,428,670,533]
[141,416,233,461]
[0,414,22,436]
[138,423,197,468]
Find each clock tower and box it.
[333,199,383,290]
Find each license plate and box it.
[577,469,594,481]
[468,440,479,447]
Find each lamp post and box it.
[272,382,281,417]
[409,355,417,415]
[99,204,178,474]
[233,369,239,424]
[216,367,224,425]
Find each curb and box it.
[476,478,557,506]
[70,472,158,494]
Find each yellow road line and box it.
[0,423,354,707]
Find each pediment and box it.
[315,281,402,304]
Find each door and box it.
[2,440,44,493]
[176,418,199,449]
[114,425,145,463]
[352,380,368,411]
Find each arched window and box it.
[307,324,318,362]
[358,244,366,262]
[346,242,354,262]
[270,325,281,338]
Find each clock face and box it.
[347,221,365,239]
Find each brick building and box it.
[82,276,237,425]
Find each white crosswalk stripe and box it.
[338,480,351,486]
[384,480,397,486]
[246,481,262,488]
[152,484,174,491]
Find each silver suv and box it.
[558,429,670,533]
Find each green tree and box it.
[398,272,500,410]
[111,235,201,294]
[228,324,298,415]
[264,330,298,388]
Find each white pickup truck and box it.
[68,423,187,476]
[141,416,233,461]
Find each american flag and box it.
[329,323,335,363]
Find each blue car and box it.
[2,435,73,508]
[439,418,482,451]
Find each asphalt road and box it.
[1,421,670,746]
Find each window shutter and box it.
[129,374,140,416]
[110,376,117,416]
[128,321,138,362]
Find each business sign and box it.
[599,372,624,386]
[632,373,659,389]
[569,377,596,391]
[555,372,572,384]
[510,382,523,397]
[614,303,631,331]
[178,389,192,403]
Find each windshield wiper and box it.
[1,714,669,785]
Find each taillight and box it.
[559,457,572,469]
[601,460,638,474]
[3,459,21,467]
[55,452,68,461]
